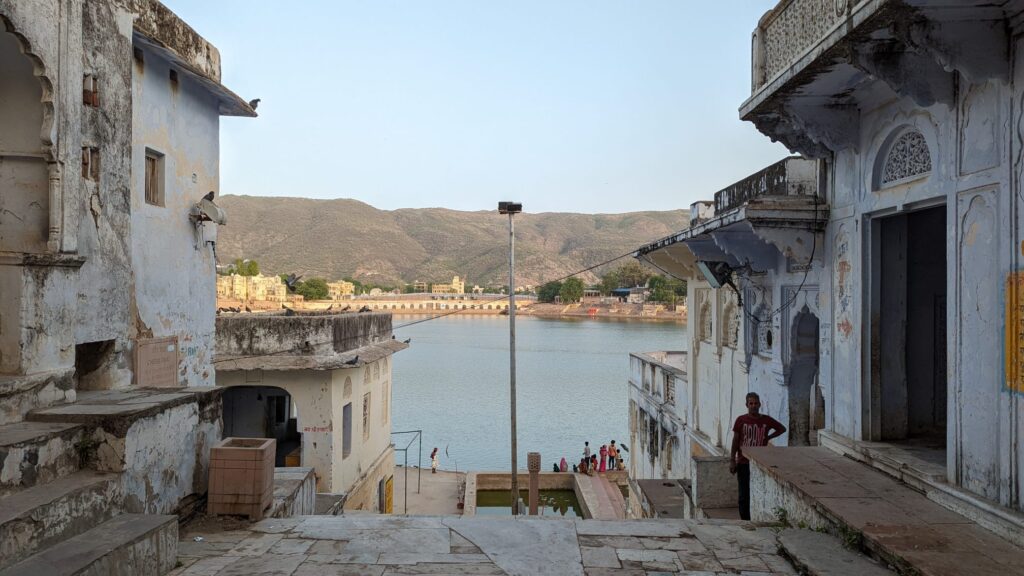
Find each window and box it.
[381,381,389,424]
[362,392,371,440]
[144,149,164,206]
[664,374,675,405]
[81,147,100,181]
[342,403,352,458]
[82,74,99,107]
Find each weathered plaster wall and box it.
[131,41,219,387]
[820,69,1022,510]
[91,393,222,514]
[333,356,394,501]
[74,0,134,373]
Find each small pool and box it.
[475,490,582,517]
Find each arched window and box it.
[876,128,932,188]
[699,300,713,343]
[721,298,739,349]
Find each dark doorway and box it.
[223,386,302,466]
[788,308,820,446]
[874,205,947,446]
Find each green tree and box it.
[232,258,260,276]
[295,277,329,300]
[559,277,585,303]
[613,261,651,288]
[600,270,620,295]
[537,280,563,303]
[648,274,687,305]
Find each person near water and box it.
[559,457,568,472]
[599,444,608,472]
[430,447,439,474]
[579,457,588,474]
[590,454,598,475]
[552,463,560,472]
[730,392,786,520]
[608,440,618,470]
[583,441,591,462]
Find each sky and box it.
[164,1,787,214]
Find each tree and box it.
[559,277,585,303]
[600,261,651,294]
[648,274,687,305]
[537,280,563,303]
[231,258,260,276]
[295,277,329,301]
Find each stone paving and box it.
[173,515,798,575]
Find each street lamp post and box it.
[498,201,522,515]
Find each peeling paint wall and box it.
[131,40,219,387]
[818,69,1022,510]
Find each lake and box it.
[391,314,686,472]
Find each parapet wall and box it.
[215,312,393,358]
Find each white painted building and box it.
[628,157,827,518]
[735,0,1024,537]
[215,312,407,512]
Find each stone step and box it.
[596,476,626,519]
[0,370,76,424]
[0,470,120,570]
[778,529,895,575]
[0,421,86,497]
[0,513,177,576]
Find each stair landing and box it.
[745,446,1024,576]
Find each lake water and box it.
[391,315,686,472]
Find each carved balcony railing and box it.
[714,156,817,213]
[751,0,866,93]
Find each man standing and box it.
[729,392,786,520]
[583,441,591,462]
[608,440,618,470]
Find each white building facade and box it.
[739,0,1024,534]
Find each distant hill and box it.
[215,196,689,287]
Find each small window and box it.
[342,403,352,458]
[82,74,99,107]
[381,381,389,424]
[362,392,371,441]
[81,147,100,181]
[144,149,164,206]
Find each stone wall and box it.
[216,313,394,358]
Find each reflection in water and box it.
[392,315,686,471]
[475,489,582,517]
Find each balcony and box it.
[742,0,1015,158]
[636,157,827,277]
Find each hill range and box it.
[215,195,689,288]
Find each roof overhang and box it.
[133,32,257,118]
[637,196,827,276]
[740,0,1020,158]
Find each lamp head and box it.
[498,201,522,215]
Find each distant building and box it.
[471,285,484,294]
[431,275,465,294]
[217,274,288,304]
[412,281,429,292]
[328,280,355,299]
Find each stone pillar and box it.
[527,452,541,516]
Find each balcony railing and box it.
[751,0,865,92]
[713,156,817,213]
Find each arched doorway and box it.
[222,386,302,466]
[787,307,819,446]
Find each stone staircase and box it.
[0,379,195,575]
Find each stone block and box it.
[691,456,735,510]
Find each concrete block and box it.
[778,529,894,575]
[691,456,735,510]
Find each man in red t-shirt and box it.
[729,392,786,520]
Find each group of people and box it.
[553,440,624,474]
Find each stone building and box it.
[328,279,355,299]
[0,0,255,572]
[431,275,465,294]
[628,157,827,519]
[216,273,288,304]
[733,0,1024,543]
[214,312,407,511]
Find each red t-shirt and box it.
[732,414,784,464]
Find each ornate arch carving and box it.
[875,127,932,188]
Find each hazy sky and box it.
[164,1,787,213]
